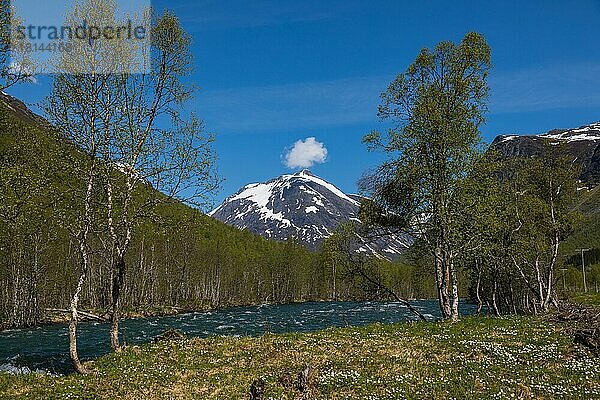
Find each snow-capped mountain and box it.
[492,122,600,185]
[210,170,412,258]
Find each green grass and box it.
[568,291,600,307]
[1,316,598,399]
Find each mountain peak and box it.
[210,172,411,258]
[294,169,314,177]
[493,121,600,145]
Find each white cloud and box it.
[283,137,328,169]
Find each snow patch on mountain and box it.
[292,169,360,205]
[492,120,600,187]
[210,169,412,258]
[498,135,519,143]
[224,181,292,226]
[539,122,600,141]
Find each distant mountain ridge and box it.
[210,170,412,258]
[492,122,600,186]
[491,121,600,254]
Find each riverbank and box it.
[1,312,598,399]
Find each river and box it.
[0,300,478,375]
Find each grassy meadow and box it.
[1,308,599,399]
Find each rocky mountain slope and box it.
[210,170,412,258]
[492,121,600,254]
[492,122,600,186]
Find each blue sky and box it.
[8,0,600,206]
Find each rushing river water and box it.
[0,300,477,375]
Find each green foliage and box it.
[361,32,492,319]
[362,32,491,232]
[0,100,76,326]
[460,144,582,313]
[561,186,600,258]
[322,224,438,300]
[569,291,600,306]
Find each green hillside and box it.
[558,186,600,292]
[563,186,600,253]
[0,95,334,329]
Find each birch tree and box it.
[101,10,220,351]
[44,0,219,363]
[360,32,491,321]
[507,149,580,312]
[43,0,134,373]
[459,146,580,314]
